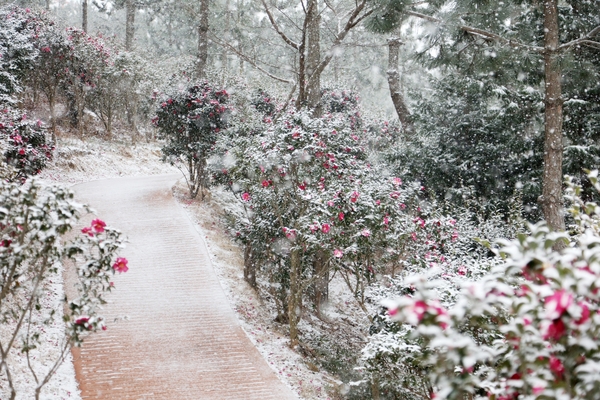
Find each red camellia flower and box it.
[338,212,344,221]
[350,191,359,203]
[545,289,573,320]
[544,319,567,341]
[549,356,565,378]
[321,223,331,233]
[261,180,271,188]
[91,219,106,233]
[75,316,90,328]
[81,226,94,237]
[113,257,129,273]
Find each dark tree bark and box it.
[305,0,322,116]
[196,0,210,78]
[387,38,413,135]
[539,0,566,233]
[125,0,135,51]
[82,0,88,32]
[312,249,328,317]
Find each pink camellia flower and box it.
[283,227,297,240]
[338,212,344,221]
[321,223,331,233]
[411,232,417,241]
[361,229,371,237]
[333,249,343,258]
[81,226,94,237]
[545,289,573,320]
[533,386,545,395]
[241,192,251,201]
[350,191,359,203]
[383,216,389,226]
[392,177,402,186]
[457,265,467,276]
[390,191,400,199]
[261,180,271,188]
[451,231,459,242]
[113,257,129,273]
[576,302,591,325]
[91,219,106,233]
[412,300,428,321]
[310,223,319,233]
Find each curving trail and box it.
[70,174,297,399]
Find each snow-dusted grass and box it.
[38,136,177,185]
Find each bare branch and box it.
[261,0,299,49]
[558,25,600,51]
[405,10,544,53]
[306,0,372,87]
[209,33,294,84]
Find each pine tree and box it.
[368,0,600,231]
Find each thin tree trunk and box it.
[196,0,210,79]
[125,0,135,51]
[288,248,302,348]
[539,0,565,234]
[305,0,322,115]
[221,0,230,70]
[82,0,88,32]
[312,249,328,317]
[387,38,413,135]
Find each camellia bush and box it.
[0,180,128,400]
[213,103,460,347]
[154,82,230,199]
[0,107,53,182]
[377,171,600,399]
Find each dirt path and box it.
[70,174,297,399]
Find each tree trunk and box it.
[125,0,135,51]
[82,0,88,32]
[387,38,413,135]
[312,249,328,317]
[288,248,302,348]
[305,0,322,116]
[244,244,257,289]
[196,0,210,79]
[539,0,565,233]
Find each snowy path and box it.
[70,174,297,399]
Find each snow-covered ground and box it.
[16,135,349,399]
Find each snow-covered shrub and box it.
[374,170,600,399]
[0,107,53,182]
[155,82,230,199]
[0,179,127,400]
[214,104,441,346]
[250,88,276,117]
[0,5,42,104]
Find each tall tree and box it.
[82,0,88,31]
[368,0,600,231]
[196,0,209,78]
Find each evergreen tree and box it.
[368,0,600,230]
